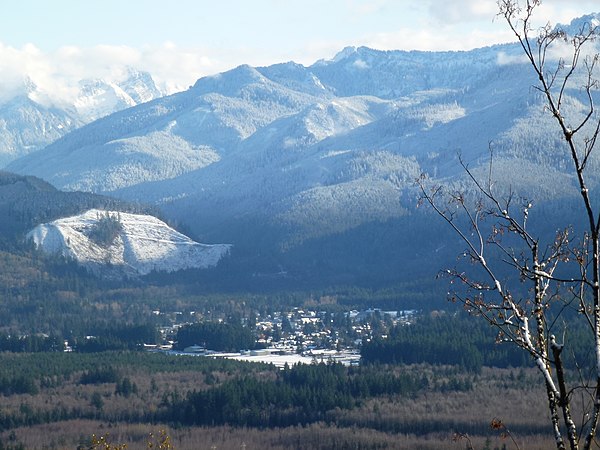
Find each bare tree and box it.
[418,1,600,449]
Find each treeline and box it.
[174,322,256,352]
[0,351,254,382]
[361,313,529,372]
[0,350,483,447]
[0,375,39,396]
[80,366,138,397]
[69,323,159,352]
[168,362,430,427]
[0,325,158,354]
[0,351,271,433]
[0,334,64,353]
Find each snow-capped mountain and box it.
[0,91,82,167]
[74,68,166,122]
[9,44,575,230]
[28,209,231,277]
[9,16,600,284]
[0,69,166,166]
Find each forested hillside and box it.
[0,171,150,249]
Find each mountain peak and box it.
[312,46,359,66]
[118,68,163,104]
[558,13,600,36]
[333,46,358,62]
[192,64,268,95]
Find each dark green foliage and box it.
[0,351,256,386]
[0,350,480,443]
[71,324,159,353]
[115,376,138,397]
[174,321,256,352]
[0,351,263,433]
[72,336,134,352]
[80,366,120,385]
[0,375,38,396]
[0,334,64,353]
[86,212,123,247]
[361,313,529,372]
[90,391,104,410]
[169,362,423,427]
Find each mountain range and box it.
[0,69,165,167]
[5,14,600,285]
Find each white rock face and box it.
[27,209,230,276]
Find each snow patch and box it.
[353,59,370,69]
[28,209,231,277]
[496,51,527,66]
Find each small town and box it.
[150,307,419,367]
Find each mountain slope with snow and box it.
[28,209,231,277]
[0,69,166,166]
[0,95,81,167]
[9,44,588,238]
[9,23,600,284]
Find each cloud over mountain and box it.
[0,41,217,107]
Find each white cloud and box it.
[346,0,390,15]
[138,43,218,92]
[426,0,498,24]
[424,0,598,28]
[364,27,515,52]
[0,0,597,109]
[354,1,600,53]
[353,59,370,69]
[0,41,225,107]
[496,51,527,66]
[535,0,599,26]
[0,42,58,104]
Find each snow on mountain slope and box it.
[108,45,597,248]
[74,69,167,122]
[8,66,318,191]
[8,44,525,196]
[74,79,136,122]
[0,69,166,166]
[28,209,230,276]
[0,95,81,167]
[558,13,600,36]
[107,94,400,211]
[119,69,164,104]
[10,35,600,252]
[256,61,331,96]
[310,45,516,99]
[13,124,220,192]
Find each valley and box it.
[1,5,600,449]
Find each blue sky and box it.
[0,0,598,96]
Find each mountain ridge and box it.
[7,29,600,284]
